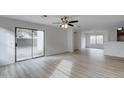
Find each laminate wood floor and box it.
[0,48,124,78]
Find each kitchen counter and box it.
[104,41,124,58]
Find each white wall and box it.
[0,17,68,65]
[45,28,68,55]
[108,30,117,41]
[67,29,74,52]
[74,32,81,50]
[81,33,86,48]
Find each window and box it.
[90,35,103,44]
[90,35,96,44]
[96,35,103,44]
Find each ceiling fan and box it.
[53,17,79,28]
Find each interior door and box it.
[15,28,33,61]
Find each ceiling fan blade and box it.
[68,24,74,27]
[69,20,79,23]
[52,22,61,24]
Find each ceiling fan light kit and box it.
[52,16,79,29]
[61,24,68,28]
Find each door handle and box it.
[15,43,18,47]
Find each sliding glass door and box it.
[15,27,44,62]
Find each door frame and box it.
[15,27,45,62]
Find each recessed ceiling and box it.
[1,15,124,30]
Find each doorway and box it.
[15,27,45,62]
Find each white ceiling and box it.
[1,15,124,30]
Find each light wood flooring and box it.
[0,48,124,78]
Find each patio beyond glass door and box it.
[32,31,44,58]
[15,27,44,62]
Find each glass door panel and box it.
[16,28,32,61]
[33,31,44,58]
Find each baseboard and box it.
[105,55,124,61]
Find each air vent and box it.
[40,15,47,18]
